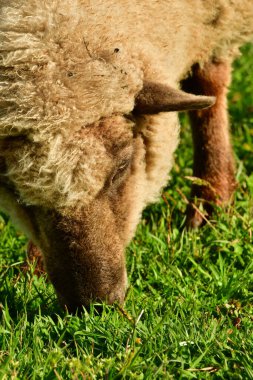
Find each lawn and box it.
[0,45,253,379]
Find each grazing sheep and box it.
[1,0,253,311]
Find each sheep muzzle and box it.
[30,200,127,311]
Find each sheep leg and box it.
[183,60,236,228]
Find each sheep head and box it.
[1,77,215,311]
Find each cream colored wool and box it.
[0,0,253,210]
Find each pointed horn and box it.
[134,81,216,114]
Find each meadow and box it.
[0,44,253,379]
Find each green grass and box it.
[1,44,253,379]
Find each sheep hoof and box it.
[25,241,45,276]
[185,204,207,229]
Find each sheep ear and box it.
[134,81,216,114]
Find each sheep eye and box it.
[111,160,131,183]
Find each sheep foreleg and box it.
[183,60,236,228]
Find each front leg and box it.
[183,60,236,228]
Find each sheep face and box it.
[30,201,130,311]
[1,115,146,310]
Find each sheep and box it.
[0,0,252,311]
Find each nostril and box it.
[107,285,126,305]
[107,267,128,304]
